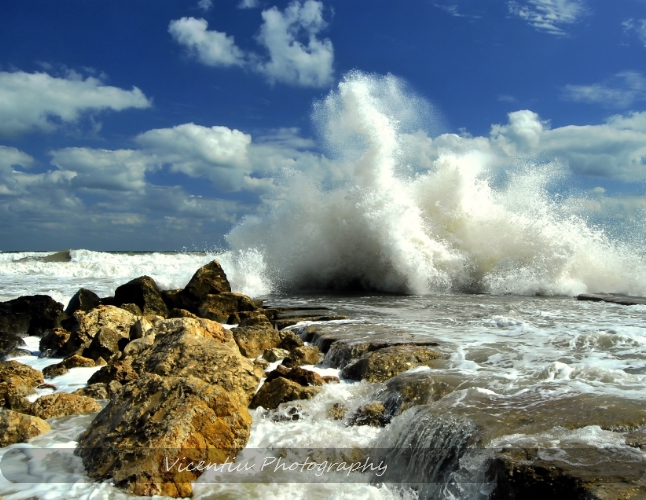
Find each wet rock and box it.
[263,347,291,362]
[119,303,142,316]
[266,365,326,386]
[65,288,101,316]
[0,333,28,358]
[0,409,51,446]
[43,354,95,379]
[73,383,111,400]
[238,311,273,325]
[232,323,280,358]
[161,289,183,311]
[87,359,140,385]
[28,392,102,419]
[0,295,65,337]
[349,402,387,427]
[122,335,155,358]
[326,339,442,369]
[253,358,270,371]
[37,383,57,390]
[39,328,71,357]
[0,361,44,390]
[282,346,322,368]
[274,316,348,330]
[577,293,646,306]
[278,330,304,351]
[250,377,322,410]
[322,376,340,384]
[64,305,137,356]
[197,293,258,324]
[487,447,646,500]
[130,316,155,340]
[328,402,348,420]
[82,326,130,361]
[341,345,441,382]
[114,276,169,318]
[167,308,198,319]
[152,316,232,342]
[76,373,251,498]
[182,259,231,299]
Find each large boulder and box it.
[0,361,44,402]
[181,260,231,300]
[64,305,137,356]
[231,323,281,358]
[0,295,65,337]
[196,293,258,324]
[27,392,101,419]
[341,345,441,382]
[39,328,71,357]
[265,365,326,387]
[114,276,169,318]
[87,359,140,385]
[0,409,51,446]
[282,346,322,368]
[250,377,322,410]
[43,354,96,379]
[82,327,129,362]
[0,333,30,360]
[65,288,101,316]
[76,374,252,498]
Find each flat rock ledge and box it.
[577,293,646,306]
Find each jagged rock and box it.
[341,345,441,382]
[65,305,137,356]
[39,328,71,357]
[263,347,291,362]
[141,318,260,406]
[119,303,142,316]
[73,383,111,400]
[577,293,646,306]
[0,409,51,446]
[197,293,258,324]
[27,392,101,419]
[0,295,65,337]
[253,358,270,371]
[0,361,44,389]
[278,330,304,351]
[87,359,139,385]
[76,374,251,498]
[0,333,27,358]
[232,324,281,358]
[349,402,387,427]
[282,346,322,368]
[325,339,442,369]
[328,402,348,420]
[122,335,155,358]
[161,289,183,311]
[167,308,198,319]
[181,259,231,300]
[114,276,169,318]
[130,316,155,340]
[82,326,129,361]
[65,288,101,316]
[250,377,322,410]
[43,354,95,379]
[238,312,273,327]
[266,365,326,386]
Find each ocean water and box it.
[2,72,646,498]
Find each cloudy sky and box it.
[1,0,645,251]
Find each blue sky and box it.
[1,0,645,251]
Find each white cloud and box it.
[0,71,151,137]
[169,1,334,88]
[623,18,646,47]
[197,0,213,12]
[562,71,646,108]
[0,146,36,195]
[238,0,260,8]
[433,4,481,19]
[168,18,246,67]
[508,0,586,35]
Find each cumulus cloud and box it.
[0,146,36,195]
[168,18,246,67]
[0,71,151,137]
[623,18,646,47]
[197,0,213,12]
[169,0,334,88]
[508,0,586,35]
[562,71,646,108]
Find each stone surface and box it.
[341,345,441,382]
[181,259,231,300]
[577,293,646,306]
[76,374,251,498]
[282,346,322,368]
[349,402,387,427]
[73,383,113,400]
[0,295,65,337]
[250,376,322,410]
[328,402,348,420]
[197,293,258,324]
[0,333,28,359]
[265,365,326,386]
[0,361,44,389]
[65,288,101,316]
[278,330,304,351]
[65,305,137,356]
[82,326,129,361]
[43,354,96,379]
[87,359,139,385]
[0,409,51,446]
[232,324,280,358]
[39,328,71,357]
[263,347,290,362]
[167,308,198,319]
[114,276,169,318]
[28,392,102,419]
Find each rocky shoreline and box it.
[1,261,646,499]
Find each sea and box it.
[1,73,646,499]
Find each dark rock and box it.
[161,289,183,311]
[0,409,51,446]
[119,303,142,316]
[64,306,137,356]
[250,377,322,410]
[349,402,387,427]
[197,293,258,324]
[342,345,441,382]
[0,295,65,337]
[577,293,646,306]
[181,259,231,300]
[73,383,111,400]
[0,333,27,355]
[43,354,95,379]
[282,346,322,368]
[39,328,71,357]
[167,308,198,319]
[65,288,101,316]
[265,366,326,386]
[114,276,169,318]
[232,323,280,358]
[76,373,251,498]
[87,359,139,385]
[82,326,130,361]
[278,330,304,351]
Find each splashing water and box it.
[227,71,646,296]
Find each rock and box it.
[197,293,258,324]
[282,346,322,368]
[326,339,441,370]
[65,288,101,316]
[0,346,31,360]
[232,324,281,358]
[82,326,129,361]
[0,409,51,446]
[253,358,270,371]
[141,318,260,406]
[275,316,349,330]
[119,303,142,316]
[122,335,155,358]
[161,289,183,311]
[328,402,348,420]
[37,383,57,390]
[181,259,231,301]
[577,293,646,306]
[0,333,28,358]
[39,328,71,357]
[0,295,65,337]
[0,361,44,389]
[322,376,340,384]
[65,305,137,356]
[73,383,110,400]
[43,354,95,379]
[167,308,198,319]
[114,276,169,318]
[87,359,139,385]
[263,347,291,362]
[28,392,102,419]
[266,366,326,386]
[76,374,251,498]
[250,377,322,410]
[238,313,273,328]
[349,402,387,427]
[130,316,155,340]
[341,345,441,382]
[278,330,304,351]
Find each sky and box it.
[1,0,645,251]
